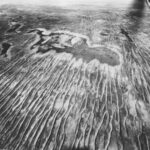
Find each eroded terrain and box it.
[0,4,150,150]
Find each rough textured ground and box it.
[0,4,150,150]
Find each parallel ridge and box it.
[0,37,150,150]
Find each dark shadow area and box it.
[1,42,11,56]
[127,0,145,33]
[120,0,146,43]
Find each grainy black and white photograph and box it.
[0,0,150,150]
